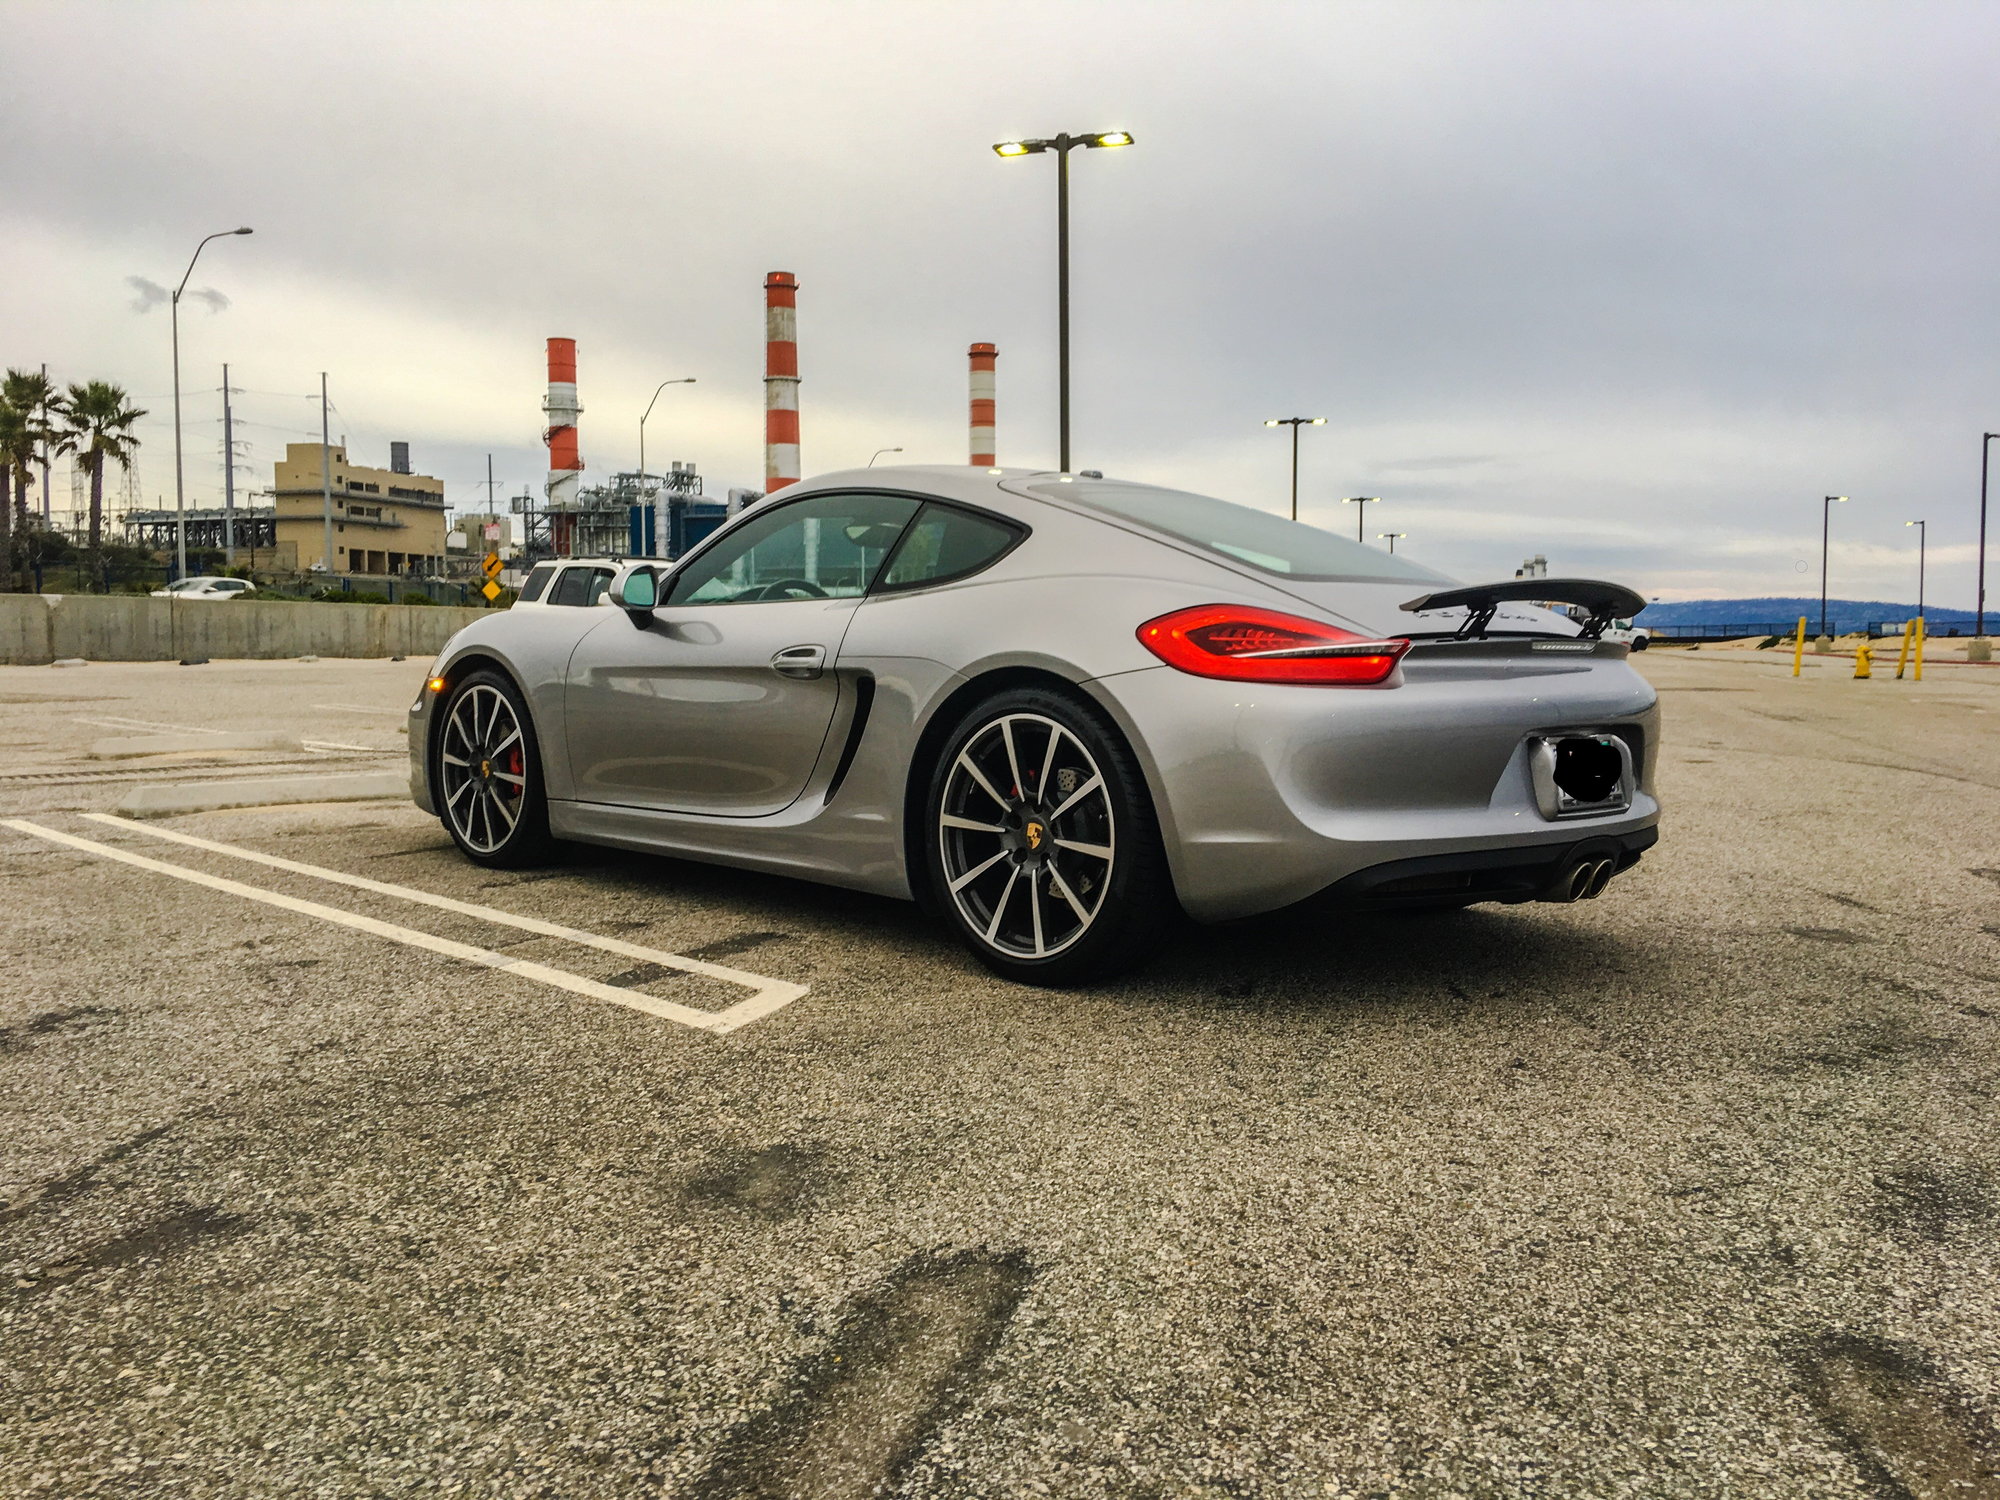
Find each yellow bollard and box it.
[1792,615,1807,677]
[1896,619,1914,679]
[1913,615,1925,682]
[1854,641,1872,678]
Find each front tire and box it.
[434,670,556,868]
[922,686,1171,986]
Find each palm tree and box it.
[0,401,23,592]
[55,381,146,581]
[1,369,58,592]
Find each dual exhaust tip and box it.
[1548,856,1617,903]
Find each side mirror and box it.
[609,565,659,622]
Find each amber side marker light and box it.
[427,676,448,694]
[1137,605,1409,685]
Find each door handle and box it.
[770,644,827,680]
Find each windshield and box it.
[1025,479,1451,585]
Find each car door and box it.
[563,491,920,816]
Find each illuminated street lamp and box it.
[1378,531,1407,554]
[1906,519,1926,620]
[1820,494,1847,637]
[171,226,252,580]
[1343,496,1381,543]
[992,130,1134,473]
[1263,417,1325,521]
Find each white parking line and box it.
[4,818,809,1036]
[312,703,406,716]
[73,715,225,735]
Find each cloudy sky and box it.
[6,0,1997,604]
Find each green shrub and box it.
[402,592,437,606]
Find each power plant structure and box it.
[525,335,732,564]
[969,343,997,466]
[764,272,801,494]
[523,272,996,568]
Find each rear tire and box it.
[921,685,1172,986]
[434,670,557,868]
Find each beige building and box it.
[273,442,447,576]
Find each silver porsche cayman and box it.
[410,467,1660,984]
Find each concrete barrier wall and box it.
[0,593,490,665]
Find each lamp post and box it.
[1262,417,1325,521]
[1343,496,1381,543]
[868,447,903,467]
[1820,494,1847,638]
[648,378,704,490]
[1378,531,1406,554]
[1980,434,1997,637]
[171,226,252,579]
[992,130,1134,473]
[1906,519,1926,621]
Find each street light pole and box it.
[1820,494,1847,638]
[1981,434,1997,638]
[648,378,704,490]
[1906,519,1926,620]
[868,448,903,467]
[170,226,252,580]
[993,130,1133,473]
[639,377,695,557]
[1378,531,1406,554]
[1344,496,1381,543]
[1262,417,1326,521]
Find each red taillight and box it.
[1136,604,1409,685]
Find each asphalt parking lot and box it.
[2,648,1997,1498]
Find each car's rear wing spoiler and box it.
[1399,578,1647,640]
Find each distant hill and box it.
[1638,597,1977,633]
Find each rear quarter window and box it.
[878,504,1024,592]
[518,564,556,603]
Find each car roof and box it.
[779,465,1098,527]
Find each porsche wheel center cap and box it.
[1024,820,1046,852]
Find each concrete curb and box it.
[116,770,410,819]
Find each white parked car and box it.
[151,576,257,601]
[1602,618,1650,650]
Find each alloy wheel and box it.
[937,712,1116,959]
[439,683,528,855]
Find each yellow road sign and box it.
[482,552,503,579]
[480,579,503,602]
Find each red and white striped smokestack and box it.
[543,337,583,511]
[764,273,800,493]
[968,342,997,467]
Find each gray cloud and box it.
[125,275,165,313]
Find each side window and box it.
[665,493,920,605]
[518,564,556,603]
[879,504,1023,591]
[549,566,595,607]
[584,568,615,606]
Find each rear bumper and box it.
[1084,661,1662,921]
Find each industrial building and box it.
[273,440,448,576]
